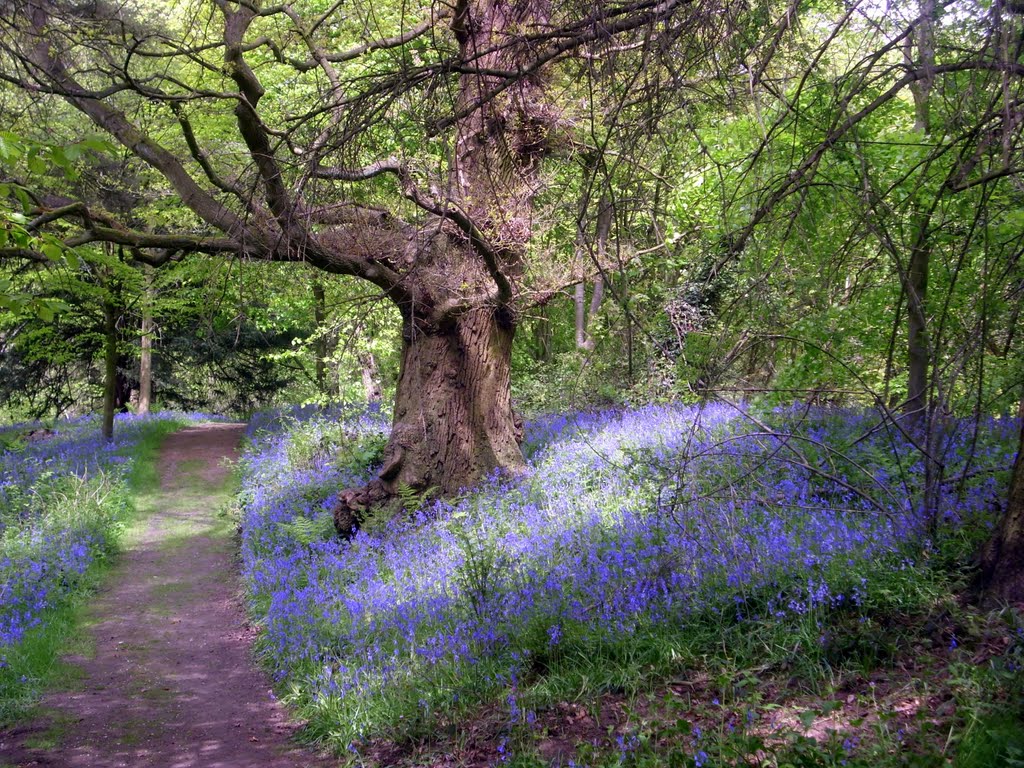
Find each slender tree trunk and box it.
[903,0,935,430]
[102,297,117,441]
[905,233,930,427]
[138,270,154,415]
[624,276,634,381]
[360,351,381,403]
[532,304,551,362]
[903,0,942,535]
[312,280,328,396]
[575,196,612,352]
[980,420,1024,600]
[575,281,588,349]
[334,306,524,534]
[586,276,604,346]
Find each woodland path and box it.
[1,423,333,768]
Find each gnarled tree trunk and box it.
[333,305,524,534]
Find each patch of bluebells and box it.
[237,402,1020,741]
[0,411,214,650]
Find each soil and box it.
[0,423,335,768]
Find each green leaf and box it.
[26,151,47,175]
[41,242,63,262]
[0,134,21,162]
[12,187,31,213]
[80,136,114,153]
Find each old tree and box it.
[2,0,1024,597]
[0,0,735,530]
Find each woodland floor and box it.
[0,423,333,768]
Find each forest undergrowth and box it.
[238,402,1024,767]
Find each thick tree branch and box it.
[170,104,247,199]
[951,164,1024,192]
[0,247,49,263]
[218,1,298,229]
[64,228,240,255]
[314,159,512,303]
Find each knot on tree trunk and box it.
[332,479,391,538]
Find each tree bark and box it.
[532,304,551,362]
[905,232,930,427]
[575,196,612,351]
[102,297,117,441]
[575,281,588,349]
[312,280,329,397]
[360,351,382,403]
[979,420,1024,601]
[138,270,154,415]
[333,306,524,534]
[902,0,936,430]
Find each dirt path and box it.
[1,423,334,768]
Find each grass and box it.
[0,584,105,724]
[0,416,185,725]
[19,708,77,751]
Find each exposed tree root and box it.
[332,478,393,538]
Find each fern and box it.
[278,514,335,545]
[397,482,437,512]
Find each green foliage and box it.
[513,350,627,415]
[282,416,387,474]
[278,514,336,546]
[396,481,437,513]
[0,133,112,322]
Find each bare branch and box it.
[323,8,449,65]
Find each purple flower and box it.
[234,401,1021,746]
